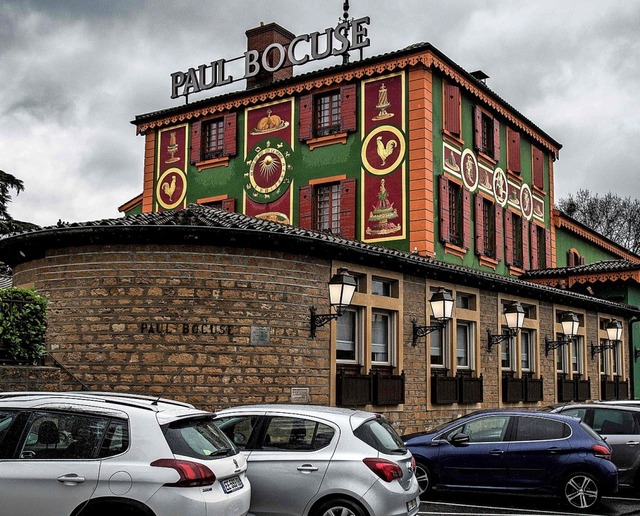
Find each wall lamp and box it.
[591,319,623,359]
[544,312,580,357]
[487,301,525,352]
[412,288,454,347]
[309,267,357,338]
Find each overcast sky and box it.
[1,0,639,227]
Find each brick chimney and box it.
[245,22,295,89]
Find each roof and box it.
[524,260,640,279]
[0,204,637,318]
[0,273,11,289]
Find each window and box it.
[439,176,470,252]
[456,322,473,369]
[521,330,533,372]
[371,310,393,364]
[530,224,549,270]
[501,330,516,370]
[372,278,394,297]
[315,91,341,137]
[430,325,446,367]
[512,213,523,268]
[448,182,463,246]
[262,417,335,451]
[190,112,237,165]
[613,342,622,376]
[571,337,584,375]
[556,342,568,374]
[514,416,569,441]
[443,82,461,137]
[203,118,225,159]
[506,126,521,174]
[336,309,358,361]
[299,85,356,142]
[215,415,261,449]
[298,179,356,239]
[316,182,341,233]
[473,105,500,160]
[444,416,510,443]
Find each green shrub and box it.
[0,288,48,362]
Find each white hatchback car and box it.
[214,404,420,516]
[0,391,251,516]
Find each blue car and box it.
[403,410,617,511]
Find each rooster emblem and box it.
[376,136,397,166]
[161,175,177,201]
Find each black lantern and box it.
[591,319,623,359]
[487,301,525,352]
[545,312,579,357]
[412,288,454,346]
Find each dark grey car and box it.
[551,403,640,491]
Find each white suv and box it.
[0,391,251,516]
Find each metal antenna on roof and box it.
[152,366,186,405]
[340,0,351,65]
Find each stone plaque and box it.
[250,326,270,345]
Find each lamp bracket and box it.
[412,319,445,347]
[590,340,616,360]
[544,335,575,357]
[309,306,339,339]
[486,329,518,352]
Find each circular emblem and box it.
[492,167,508,207]
[520,183,534,220]
[361,125,406,175]
[156,168,186,210]
[461,148,479,192]
[245,139,293,202]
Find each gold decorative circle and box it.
[361,125,406,175]
[156,168,186,210]
[249,147,287,194]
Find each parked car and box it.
[0,391,251,516]
[214,404,420,516]
[550,402,640,492]
[403,410,617,511]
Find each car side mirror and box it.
[449,433,470,446]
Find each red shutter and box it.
[299,94,313,141]
[567,250,575,267]
[298,185,314,229]
[493,117,500,161]
[475,195,485,256]
[473,105,482,151]
[495,205,504,262]
[532,146,544,189]
[530,224,539,270]
[339,178,357,239]
[223,113,237,157]
[504,210,513,265]
[439,175,450,242]
[444,83,461,136]
[507,127,521,173]
[340,84,357,133]
[462,188,471,249]
[221,198,235,213]
[521,218,530,270]
[190,120,202,164]
[545,229,552,268]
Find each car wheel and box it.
[313,497,366,516]
[562,472,601,510]
[415,461,432,495]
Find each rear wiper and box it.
[208,448,232,457]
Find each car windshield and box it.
[354,416,406,454]
[163,416,238,459]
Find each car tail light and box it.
[591,444,612,460]
[150,458,216,487]
[411,455,416,471]
[363,458,403,482]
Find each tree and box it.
[558,189,640,254]
[0,169,24,221]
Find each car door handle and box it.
[489,449,504,455]
[57,474,86,485]
[626,441,640,446]
[297,464,319,473]
[547,447,562,454]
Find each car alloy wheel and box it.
[415,461,431,495]
[563,472,600,510]
[315,497,366,516]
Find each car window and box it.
[353,417,406,454]
[261,417,335,451]
[20,412,110,460]
[99,419,129,458]
[514,416,569,441]
[215,415,261,450]
[593,408,638,435]
[559,407,587,422]
[164,416,238,459]
[0,411,16,446]
[443,415,510,443]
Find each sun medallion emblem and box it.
[245,139,293,201]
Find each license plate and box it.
[407,497,418,512]
[221,475,244,494]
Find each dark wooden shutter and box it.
[340,84,357,133]
[493,117,500,161]
[521,218,530,270]
[221,198,235,213]
[475,195,485,256]
[567,250,576,267]
[495,205,504,262]
[190,120,202,164]
[504,210,513,265]
[299,94,313,141]
[545,229,552,268]
[223,113,237,157]
[507,127,521,173]
[339,178,357,239]
[473,105,482,151]
[530,223,539,270]
[532,146,544,189]
[462,188,471,249]
[443,83,461,136]
[298,185,314,229]
[439,175,450,242]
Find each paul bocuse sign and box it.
[171,17,371,99]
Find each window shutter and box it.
[544,229,552,268]
[190,120,202,164]
[439,175,450,242]
[462,188,471,249]
[507,127,521,173]
[567,250,576,267]
[473,105,482,151]
[475,195,485,256]
[504,210,513,265]
[339,178,357,239]
[340,84,357,133]
[223,113,237,157]
[495,205,504,262]
[493,117,500,161]
[298,185,314,229]
[443,83,461,136]
[299,94,313,141]
[221,198,235,213]
[521,218,530,270]
[532,146,544,189]
[530,224,539,270]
